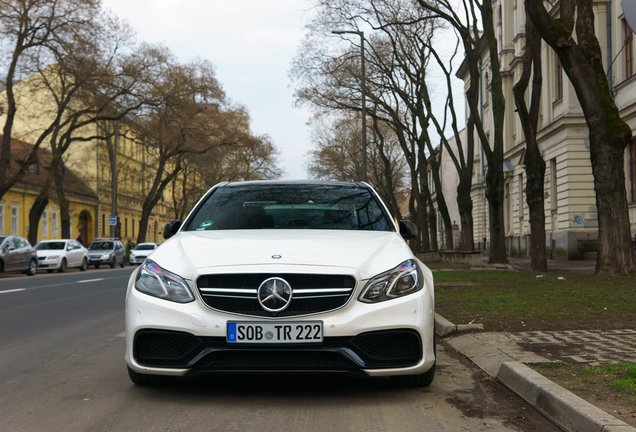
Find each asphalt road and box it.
[0,269,560,432]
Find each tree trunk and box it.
[28,179,52,246]
[512,17,547,272]
[457,173,475,251]
[53,165,72,239]
[481,0,509,264]
[525,0,636,274]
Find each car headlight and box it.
[47,255,59,260]
[135,260,194,303]
[101,253,111,259]
[359,260,423,303]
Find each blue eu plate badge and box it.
[227,323,237,342]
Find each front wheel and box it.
[127,367,175,386]
[95,264,100,269]
[109,257,116,269]
[120,258,125,268]
[25,259,37,276]
[79,258,88,271]
[59,258,67,273]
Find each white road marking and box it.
[77,278,105,283]
[0,288,26,294]
[115,332,126,338]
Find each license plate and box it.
[227,321,323,344]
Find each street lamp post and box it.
[331,29,367,183]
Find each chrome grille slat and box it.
[196,273,356,318]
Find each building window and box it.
[52,212,58,237]
[42,210,48,236]
[551,159,558,211]
[518,174,524,219]
[555,55,563,100]
[11,206,18,234]
[630,140,636,203]
[125,217,128,238]
[625,20,634,79]
[0,203,4,233]
[102,214,106,236]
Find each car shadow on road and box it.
[130,372,424,398]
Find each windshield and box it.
[35,242,66,250]
[134,244,155,251]
[185,184,393,232]
[88,241,114,250]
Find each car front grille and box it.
[196,273,357,318]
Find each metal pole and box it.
[360,32,367,183]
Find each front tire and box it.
[127,367,175,386]
[109,257,116,269]
[59,258,67,273]
[25,259,37,276]
[79,258,88,271]
[95,264,100,269]
[120,258,125,268]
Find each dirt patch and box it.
[530,363,636,427]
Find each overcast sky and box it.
[102,0,314,180]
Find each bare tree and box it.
[512,16,546,272]
[525,0,636,274]
[291,0,453,250]
[0,0,100,201]
[306,112,407,219]
[22,17,165,240]
[416,0,509,263]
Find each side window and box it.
[17,237,28,248]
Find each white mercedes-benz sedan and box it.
[124,180,435,386]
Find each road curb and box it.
[439,314,636,432]
[434,313,484,337]
[498,362,635,432]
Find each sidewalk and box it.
[504,256,596,275]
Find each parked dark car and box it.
[87,238,126,269]
[0,235,37,276]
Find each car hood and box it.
[36,250,64,257]
[149,230,414,281]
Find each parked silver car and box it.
[0,235,37,276]
[87,238,126,269]
[34,239,89,272]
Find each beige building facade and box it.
[454,0,636,259]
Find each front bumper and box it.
[124,266,435,378]
[37,258,60,269]
[129,255,147,264]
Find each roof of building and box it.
[2,134,99,203]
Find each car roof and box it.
[38,239,70,242]
[220,180,368,188]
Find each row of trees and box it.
[0,0,281,245]
[291,0,636,275]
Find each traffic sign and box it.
[109,215,117,226]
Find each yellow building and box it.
[0,137,98,244]
[0,70,180,247]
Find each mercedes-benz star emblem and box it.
[257,277,292,313]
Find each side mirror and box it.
[399,220,418,240]
[163,220,182,240]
